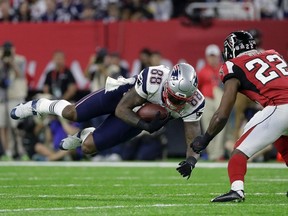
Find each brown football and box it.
[137,103,168,122]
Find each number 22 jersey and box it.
[220,49,288,107]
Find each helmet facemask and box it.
[163,83,194,112]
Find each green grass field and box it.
[0,161,287,216]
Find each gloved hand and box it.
[176,156,197,180]
[137,111,170,133]
[191,133,213,154]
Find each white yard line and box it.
[0,203,287,213]
[0,161,286,168]
[0,192,286,199]
[0,183,223,188]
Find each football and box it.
[137,103,168,122]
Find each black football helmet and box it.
[222,31,257,61]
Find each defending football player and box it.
[191,31,288,202]
[11,63,205,178]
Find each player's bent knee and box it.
[81,134,97,155]
[62,105,77,121]
[232,149,249,159]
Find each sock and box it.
[231,180,244,192]
[274,136,288,167]
[38,98,71,117]
[228,153,247,189]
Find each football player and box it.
[11,63,205,178]
[191,31,288,202]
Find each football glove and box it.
[190,133,213,154]
[176,156,197,180]
[137,111,170,133]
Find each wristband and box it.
[186,156,197,168]
[203,132,214,143]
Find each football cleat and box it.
[59,127,95,150]
[211,190,245,203]
[10,100,39,120]
[59,132,82,150]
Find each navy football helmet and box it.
[223,31,257,61]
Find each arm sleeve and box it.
[221,61,241,84]
[135,67,149,99]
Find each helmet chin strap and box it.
[162,89,185,113]
[166,100,184,113]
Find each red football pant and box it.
[228,153,247,184]
[274,136,288,166]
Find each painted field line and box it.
[0,203,287,213]
[0,161,286,168]
[0,192,286,199]
[0,183,223,188]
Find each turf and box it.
[0,162,287,216]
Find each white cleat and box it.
[10,100,40,120]
[59,133,82,150]
[59,127,95,151]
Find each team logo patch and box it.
[171,65,180,80]
[227,34,236,49]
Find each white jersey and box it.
[135,65,205,122]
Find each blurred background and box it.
[0,0,287,163]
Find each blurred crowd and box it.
[0,27,286,163]
[0,0,287,23]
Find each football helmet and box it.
[223,30,257,61]
[163,63,198,112]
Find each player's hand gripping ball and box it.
[137,103,168,122]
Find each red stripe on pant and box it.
[234,125,256,149]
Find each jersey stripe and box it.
[181,100,205,119]
[191,100,205,114]
[141,68,149,95]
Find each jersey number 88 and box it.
[150,69,163,84]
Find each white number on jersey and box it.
[245,54,288,85]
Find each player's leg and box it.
[212,105,288,202]
[11,83,134,122]
[59,82,137,151]
[211,148,248,203]
[60,86,128,121]
[274,136,288,166]
[61,114,142,154]
[10,98,74,120]
[10,93,105,122]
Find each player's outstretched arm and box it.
[176,121,201,179]
[191,78,240,154]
